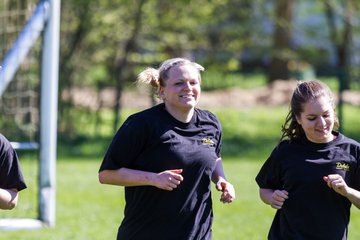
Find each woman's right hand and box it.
[154,169,184,191]
[270,189,289,209]
[259,188,289,210]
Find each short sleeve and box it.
[99,115,147,172]
[350,146,360,190]
[205,110,222,158]
[0,134,27,191]
[255,144,283,189]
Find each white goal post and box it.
[0,0,60,229]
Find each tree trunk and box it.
[324,0,353,90]
[58,2,91,136]
[112,0,145,132]
[267,0,294,82]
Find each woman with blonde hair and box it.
[99,58,235,240]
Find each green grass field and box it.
[2,159,360,240]
[1,105,360,239]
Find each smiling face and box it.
[296,95,335,143]
[159,64,201,114]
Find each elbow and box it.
[259,188,270,205]
[6,200,17,210]
[98,171,107,184]
[259,188,265,198]
[99,168,124,186]
[98,170,114,185]
[1,203,16,210]
[1,194,18,210]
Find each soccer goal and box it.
[0,0,60,229]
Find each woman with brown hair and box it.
[256,80,360,239]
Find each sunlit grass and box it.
[3,158,360,239]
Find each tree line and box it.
[1,0,359,138]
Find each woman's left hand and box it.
[323,174,349,196]
[216,180,236,203]
[324,174,360,209]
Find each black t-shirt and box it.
[256,132,360,240]
[100,103,222,240]
[0,134,27,191]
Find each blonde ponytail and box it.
[137,67,160,89]
[137,58,205,97]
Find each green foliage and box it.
[56,0,360,136]
[342,105,360,140]
[59,0,263,90]
[201,71,267,91]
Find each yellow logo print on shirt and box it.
[336,162,350,171]
[201,138,214,146]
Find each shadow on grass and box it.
[221,135,279,160]
[57,134,113,159]
[57,133,280,161]
[56,119,360,162]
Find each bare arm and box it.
[0,188,18,210]
[259,188,288,209]
[98,167,184,191]
[324,174,360,209]
[211,158,235,203]
[345,188,360,209]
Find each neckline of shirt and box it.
[161,103,197,128]
[300,131,342,149]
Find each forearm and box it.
[98,168,157,187]
[259,188,289,209]
[211,158,236,203]
[324,174,360,209]
[259,188,274,205]
[345,187,360,209]
[211,158,226,183]
[0,188,18,210]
